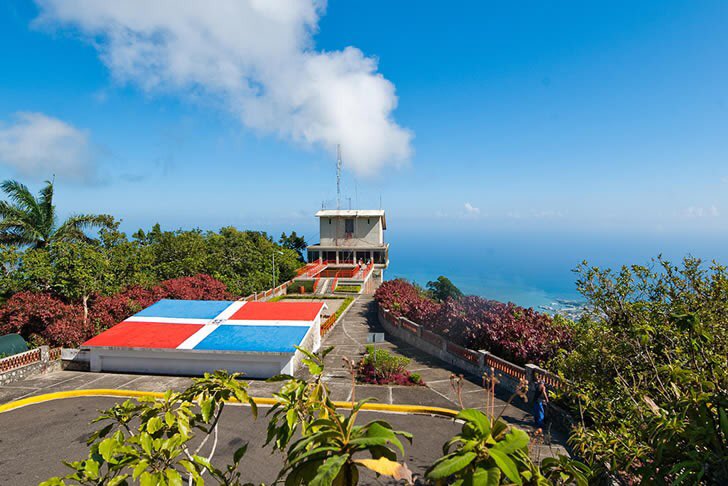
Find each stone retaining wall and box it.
[0,346,62,386]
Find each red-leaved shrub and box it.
[375,280,572,366]
[1,274,233,347]
[0,292,89,347]
[159,274,231,300]
[374,279,441,325]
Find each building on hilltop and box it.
[305,209,388,289]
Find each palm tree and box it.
[0,179,114,248]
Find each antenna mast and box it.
[336,144,343,210]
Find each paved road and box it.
[0,396,461,486]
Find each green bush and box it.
[335,296,355,319]
[286,279,315,294]
[335,284,361,293]
[357,345,421,385]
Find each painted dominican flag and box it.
[83,299,326,354]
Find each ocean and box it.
[385,228,728,311]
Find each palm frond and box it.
[38,180,57,233]
[0,179,53,246]
[53,213,115,244]
[0,180,40,214]
[0,219,42,247]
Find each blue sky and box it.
[1,0,727,245]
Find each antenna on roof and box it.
[379,194,382,209]
[336,144,342,210]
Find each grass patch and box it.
[335,284,361,293]
[334,296,355,319]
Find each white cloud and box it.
[683,206,720,218]
[34,0,413,176]
[464,202,480,215]
[0,112,95,181]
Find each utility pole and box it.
[272,250,283,288]
[336,144,342,210]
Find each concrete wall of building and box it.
[88,348,296,379]
[319,217,383,246]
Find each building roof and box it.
[81,300,326,351]
[83,321,204,349]
[308,242,388,249]
[315,210,386,229]
[228,301,325,321]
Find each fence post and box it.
[525,363,538,399]
[478,350,487,373]
[40,345,50,371]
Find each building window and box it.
[328,218,331,224]
[345,218,354,234]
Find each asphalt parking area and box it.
[0,396,462,486]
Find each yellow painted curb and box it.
[0,389,459,418]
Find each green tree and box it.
[49,241,113,327]
[0,179,114,248]
[554,256,728,484]
[280,231,307,261]
[426,275,463,302]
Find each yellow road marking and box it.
[0,388,458,417]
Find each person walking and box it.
[534,379,549,430]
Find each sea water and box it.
[386,228,728,312]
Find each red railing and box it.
[296,261,326,278]
[0,348,41,373]
[320,314,337,336]
[400,318,419,334]
[447,341,480,364]
[534,368,563,389]
[313,275,321,292]
[0,347,61,373]
[422,328,444,347]
[485,354,527,381]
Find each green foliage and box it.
[334,285,361,293]
[426,409,588,485]
[265,346,335,452]
[40,371,256,486]
[553,256,728,484]
[426,275,463,302]
[279,231,307,261]
[0,179,114,249]
[135,225,302,296]
[270,346,414,485]
[2,223,304,303]
[361,345,410,379]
